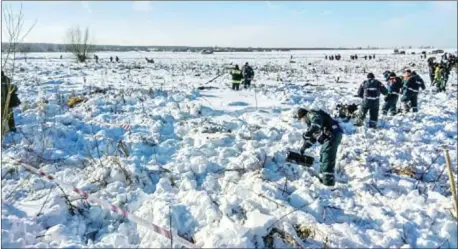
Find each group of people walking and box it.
[350,54,376,60]
[295,52,454,187]
[428,55,455,92]
[295,69,428,187]
[325,54,342,61]
[355,69,426,128]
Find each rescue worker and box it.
[442,62,450,86]
[383,70,392,81]
[382,72,403,115]
[230,65,243,91]
[427,57,436,83]
[110,56,113,63]
[94,54,99,63]
[355,73,388,128]
[115,56,119,63]
[364,55,367,60]
[355,54,358,60]
[325,55,328,60]
[369,55,372,60]
[1,71,21,133]
[297,108,343,187]
[434,65,445,92]
[241,62,254,89]
[442,53,447,61]
[400,70,425,112]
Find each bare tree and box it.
[66,26,93,63]
[1,4,36,141]
[1,4,36,71]
[20,44,32,63]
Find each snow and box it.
[2,50,457,248]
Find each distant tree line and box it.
[1,43,385,53]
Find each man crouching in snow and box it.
[297,108,343,187]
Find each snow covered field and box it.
[2,50,457,248]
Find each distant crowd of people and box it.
[325,54,342,61]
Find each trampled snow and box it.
[1,50,457,248]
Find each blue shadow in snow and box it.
[228,101,249,107]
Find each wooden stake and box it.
[444,149,458,219]
[169,205,173,248]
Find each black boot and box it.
[319,173,335,187]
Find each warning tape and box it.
[120,124,132,130]
[8,158,198,248]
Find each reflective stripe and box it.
[408,87,419,93]
[367,88,378,91]
[366,97,379,100]
[312,123,321,128]
[322,172,334,176]
[305,141,313,145]
[390,92,399,95]
[416,81,423,85]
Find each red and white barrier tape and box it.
[8,159,198,248]
[120,124,132,130]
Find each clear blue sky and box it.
[2,1,457,48]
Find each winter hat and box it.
[297,108,308,119]
[405,69,412,74]
[367,73,375,79]
[389,72,396,77]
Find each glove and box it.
[300,140,311,155]
[317,133,327,144]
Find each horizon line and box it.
[2,42,452,50]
